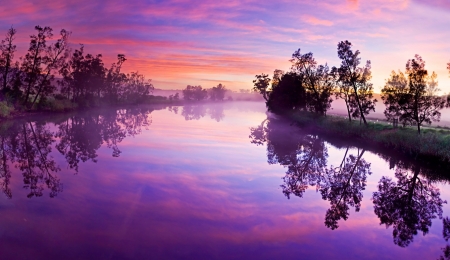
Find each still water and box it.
[0,102,449,259]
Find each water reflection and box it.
[176,104,225,122]
[250,116,447,247]
[373,166,445,247]
[0,106,154,198]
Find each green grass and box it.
[0,101,14,118]
[289,112,450,162]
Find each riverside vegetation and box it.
[0,26,230,119]
[253,40,450,162]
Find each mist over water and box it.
[0,102,449,259]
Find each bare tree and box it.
[0,27,17,93]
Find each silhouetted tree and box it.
[123,71,154,103]
[182,85,207,101]
[0,27,17,97]
[21,26,70,109]
[381,55,445,134]
[59,45,107,105]
[266,72,306,113]
[291,49,335,115]
[336,41,377,125]
[209,83,227,101]
[373,166,445,247]
[252,73,271,101]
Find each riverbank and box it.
[285,111,450,162]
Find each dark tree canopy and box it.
[252,73,271,101]
[381,55,445,134]
[266,72,306,113]
[290,49,335,115]
[0,26,155,112]
[336,41,377,125]
[182,85,207,101]
[209,83,227,101]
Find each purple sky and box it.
[0,0,449,91]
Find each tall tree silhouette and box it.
[290,49,334,115]
[336,41,377,125]
[0,27,17,95]
[373,166,445,247]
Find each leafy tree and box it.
[123,71,153,103]
[105,54,127,104]
[20,26,70,109]
[59,45,107,105]
[266,72,306,113]
[252,73,271,101]
[290,49,335,115]
[336,41,377,125]
[372,166,445,247]
[209,83,226,101]
[182,85,207,101]
[381,55,446,134]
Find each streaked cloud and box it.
[0,0,448,92]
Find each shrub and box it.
[0,101,13,118]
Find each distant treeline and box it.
[180,83,231,102]
[254,40,450,134]
[0,26,154,116]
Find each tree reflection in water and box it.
[373,165,446,247]
[178,104,225,122]
[250,117,447,247]
[0,106,154,198]
[250,117,371,229]
[321,148,371,229]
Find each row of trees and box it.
[253,41,377,123]
[0,26,154,110]
[182,83,228,101]
[254,41,449,133]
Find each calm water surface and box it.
[0,102,449,259]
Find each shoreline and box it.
[275,111,450,164]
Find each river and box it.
[0,102,448,259]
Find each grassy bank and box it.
[288,112,450,162]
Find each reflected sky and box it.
[0,102,449,259]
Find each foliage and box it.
[252,73,271,101]
[209,83,227,101]
[336,41,377,124]
[0,26,156,114]
[266,72,305,113]
[182,85,207,101]
[381,55,446,134]
[290,49,335,115]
